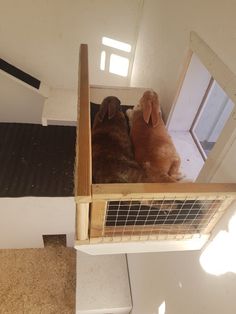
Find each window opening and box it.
[100,37,132,77]
[191,79,234,160]
[100,51,106,71]
[102,36,131,52]
[109,54,129,77]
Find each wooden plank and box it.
[90,85,147,106]
[92,183,236,200]
[104,224,197,236]
[190,31,236,106]
[74,235,209,254]
[75,44,92,202]
[88,233,207,244]
[76,203,89,241]
[90,201,107,238]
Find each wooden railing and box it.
[74,43,236,253]
[89,183,236,243]
[92,182,236,200]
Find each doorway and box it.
[191,79,234,160]
[167,32,236,183]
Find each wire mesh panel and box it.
[97,196,231,241]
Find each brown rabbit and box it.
[92,96,145,183]
[128,90,181,183]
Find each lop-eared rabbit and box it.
[92,96,145,183]
[127,90,181,183]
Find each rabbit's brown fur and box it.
[129,90,181,183]
[92,96,145,183]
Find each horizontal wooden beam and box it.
[104,224,197,236]
[74,235,209,255]
[92,183,236,200]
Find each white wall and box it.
[128,203,236,314]
[0,72,45,123]
[0,0,143,89]
[210,140,236,183]
[167,54,211,131]
[131,0,236,119]
[128,249,236,314]
[0,197,75,248]
[129,3,236,310]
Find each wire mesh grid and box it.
[100,195,230,242]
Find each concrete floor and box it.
[0,238,76,313]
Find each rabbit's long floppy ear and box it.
[142,100,152,125]
[108,96,121,119]
[141,90,160,127]
[99,98,108,121]
[99,96,121,121]
[151,100,160,128]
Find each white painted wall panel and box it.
[0,0,143,88]
[0,197,75,249]
[131,0,236,118]
[167,54,211,131]
[42,88,77,125]
[0,72,45,123]
[128,249,236,314]
[127,202,236,314]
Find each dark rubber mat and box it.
[0,123,76,197]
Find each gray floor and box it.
[200,140,215,156]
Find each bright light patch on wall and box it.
[200,213,236,276]
[228,214,236,273]
[158,301,166,314]
[200,231,231,276]
[109,54,129,77]
[102,37,131,52]
[100,51,106,71]
[228,214,236,239]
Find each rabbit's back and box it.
[92,105,144,183]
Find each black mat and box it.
[0,123,76,197]
[0,103,132,197]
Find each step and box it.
[42,89,77,126]
[76,252,132,314]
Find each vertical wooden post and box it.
[90,201,107,238]
[76,203,90,241]
[75,44,91,241]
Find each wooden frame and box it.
[167,31,236,183]
[190,77,215,161]
[92,183,236,200]
[90,183,236,243]
[75,42,236,253]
